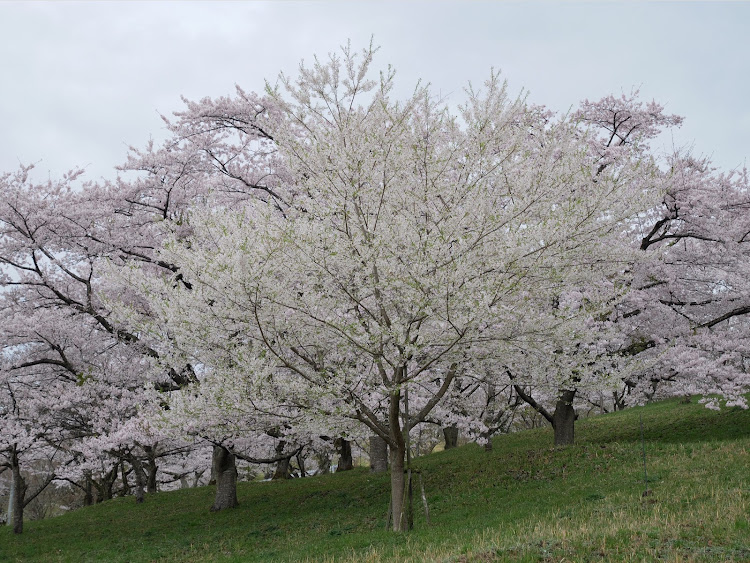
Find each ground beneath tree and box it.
[2,398,749,562]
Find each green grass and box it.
[2,398,750,561]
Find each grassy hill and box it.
[2,398,750,562]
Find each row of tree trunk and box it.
[208,437,388,512]
[7,414,576,533]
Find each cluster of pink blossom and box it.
[2,44,747,533]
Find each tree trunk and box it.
[369,435,388,473]
[11,456,27,534]
[272,457,292,480]
[387,385,411,532]
[335,438,353,472]
[612,390,625,411]
[296,452,306,478]
[144,446,158,494]
[481,381,499,452]
[210,445,238,511]
[192,469,206,488]
[146,462,158,494]
[272,441,292,480]
[6,469,14,527]
[83,471,93,506]
[95,466,117,503]
[389,443,408,532]
[315,453,331,475]
[553,389,577,446]
[133,459,145,504]
[120,461,131,496]
[104,467,117,500]
[443,426,459,450]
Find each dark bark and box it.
[146,462,158,494]
[369,435,388,473]
[210,445,238,511]
[133,459,145,504]
[272,441,292,480]
[443,426,459,450]
[480,382,515,452]
[120,461,131,496]
[295,452,306,477]
[144,446,158,494]
[388,388,410,532]
[612,388,628,411]
[94,466,117,503]
[83,471,93,506]
[272,457,292,480]
[209,456,217,485]
[512,383,554,425]
[553,389,577,446]
[335,438,353,472]
[11,458,27,535]
[315,453,331,475]
[389,443,408,532]
[481,382,497,452]
[192,468,206,488]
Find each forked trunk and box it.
[210,445,238,511]
[553,389,577,446]
[369,435,388,473]
[96,466,117,502]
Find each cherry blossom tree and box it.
[0,357,62,534]
[499,91,684,445]
[0,164,198,524]
[7,38,741,536]
[109,44,668,531]
[0,78,293,516]
[632,154,750,408]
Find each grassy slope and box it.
[2,399,750,562]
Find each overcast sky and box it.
[1,1,748,181]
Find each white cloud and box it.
[1,1,747,180]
